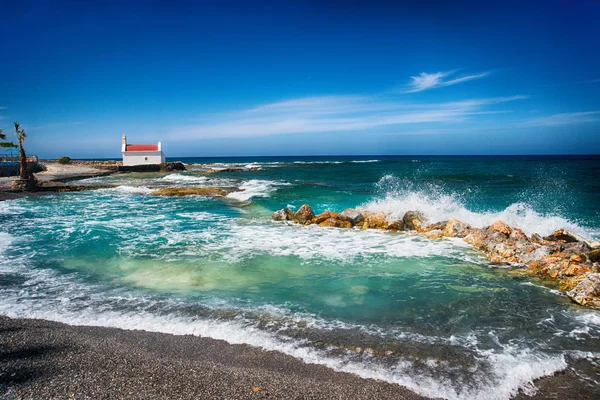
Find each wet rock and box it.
[272,208,295,221]
[442,218,470,238]
[295,204,315,224]
[587,249,600,263]
[423,229,443,240]
[568,273,600,308]
[319,218,352,229]
[489,220,512,236]
[530,233,543,243]
[559,275,588,292]
[563,241,592,255]
[463,228,488,248]
[544,229,580,243]
[311,211,346,225]
[387,220,405,232]
[220,168,245,173]
[363,212,388,230]
[403,211,424,232]
[340,208,364,226]
[424,221,448,232]
[509,228,528,241]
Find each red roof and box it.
[125,144,159,152]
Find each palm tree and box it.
[14,122,29,179]
[0,127,17,149]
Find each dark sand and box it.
[0,316,423,400]
[1,317,598,400]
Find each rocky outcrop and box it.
[363,212,389,230]
[403,211,424,232]
[272,208,295,221]
[118,162,185,173]
[341,208,364,226]
[270,204,600,309]
[442,219,470,238]
[295,204,316,224]
[568,273,600,308]
[319,218,352,229]
[387,220,405,232]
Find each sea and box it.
[1,155,599,399]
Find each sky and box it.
[0,0,599,158]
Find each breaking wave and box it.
[361,175,598,239]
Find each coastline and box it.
[1,316,598,400]
[0,316,422,400]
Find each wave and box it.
[160,173,209,183]
[361,175,598,239]
[0,287,570,400]
[226,180,290,202]
[109,185,154,195]
[0,232,13,254]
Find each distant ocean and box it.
[1,155,599,399]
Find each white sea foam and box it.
[110,185,154,195]
[226,180,290,202]
[160,173,209,183]
[361,175,598,239]
[0,232,13,254]
[201,223,481,264]
[350,159,380,163]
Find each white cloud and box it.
[173,94,526,139]
[404,71,491,93]
[524,111,600,126]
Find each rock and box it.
[559,275,588,292]
[423,229,443,240]
[319,218,352,229]
[387,220,405,232]
[463,228,488,248]
[589,241,600,249]
[294,204,315,224]
[544,229,580,243]
[340,208,364,226]
[363,212,388,230]
[220,168,245,173]
[489,220,512,236]
[311,211,346,225]
[510,228,528,241]
[568,273,600,308]
[152,187,238,196]
[530,233,543,243]
[403,211,425,232]
[564,264,591,277]
[272,208,295,221]
[442,218,470,238]
[563,241,592,255]
[587,249,600,263]
[424,221,448,232]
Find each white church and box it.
[121,135,166,166]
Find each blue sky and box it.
[0,0,599,158]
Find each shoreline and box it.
[1,315,598,399]
[0,315,423,400]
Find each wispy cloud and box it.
[404,70,491,93]
[174,94,526,139]
[524,111,600,126]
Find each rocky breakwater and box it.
[272,204,600,309]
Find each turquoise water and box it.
[1,156,599,399]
